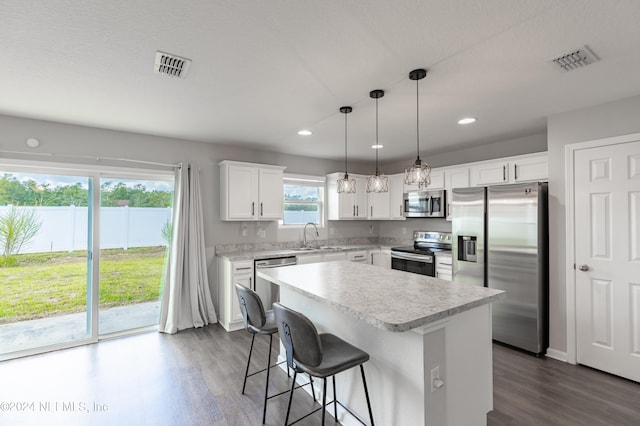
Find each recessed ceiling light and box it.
[457,117,477,125]
[25,137,40,148]
[371,144,383,149]
[297,130,312,136]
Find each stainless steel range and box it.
[391,231,452,276]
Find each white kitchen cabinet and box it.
[296,254,322,264]
[388,174,405,220]
[469,153,548,186]
[218,258,254,331]
[297,252,347,263]
[219,160,286,221]
[327,173,367,219]
[347,250,369,263]
[367,190,390,219]
[323,252,347,262]
[470,161,509,186]
[371,248,391,268]
[435,253,452,281]
[404,168,445,192]
[445,167,470,220]
[511,154,548,182]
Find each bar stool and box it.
[235,283,280,424]
[273,302,375,426]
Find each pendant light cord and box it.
[375,97,379,175]
[344,111,348,174]
[416,77,421,161]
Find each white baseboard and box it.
[546,348,568,362]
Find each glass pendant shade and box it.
[404,158,431,188]
[404,68,431,188]
[366,173,389,192]
[337,173,356,193]
[366,89,389,193]
[337,106,355,194]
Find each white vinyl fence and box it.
[0,206,172,254]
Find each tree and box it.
[0,206,42,266]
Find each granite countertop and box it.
[436,251,452,258]
[258,261,505,332]
[218,244,382,261]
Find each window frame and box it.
[280,174,326,227]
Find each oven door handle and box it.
[391,251,433,263]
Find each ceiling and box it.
[3,1,640,163]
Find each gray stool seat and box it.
[296,333,369,378]
[273,302,374,426]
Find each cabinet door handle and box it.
[514,164,518,181]
[371,206,373,216]
[356,205,359,216]
[249,276,252,289]
[251,202,255,215]
[400,205,403,216]
[503,165,506,181]
[260,202,263,216]
[353,205,356,216]
[236,267,252,271]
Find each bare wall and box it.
[547,93,640,355]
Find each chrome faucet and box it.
[303,222,319,247]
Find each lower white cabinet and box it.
[218,258,253,331]
[435,254,452,281]
[371,248,391,268]
[323,252,347,262]
[296,254,322,264]
[347,250,369,264]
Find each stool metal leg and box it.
[310,376,316,401]
[262,334,273,424]
[360,365,374,426]
[242,334,256,394]
[332,375,338,420]
[284,371,297,426]
[321,378,327,425]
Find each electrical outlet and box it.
[430,366,444,392]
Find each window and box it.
[282,174,325,226]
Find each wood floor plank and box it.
[0,325,638,425]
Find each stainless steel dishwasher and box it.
[253,256,297,309]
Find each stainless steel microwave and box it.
[403,190,446,218]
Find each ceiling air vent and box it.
[549,46,599,72]
[154,51,191,78]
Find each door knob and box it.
[578,264,589,272]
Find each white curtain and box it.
[159,163,217,334]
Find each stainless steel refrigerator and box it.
[452,182,548,355]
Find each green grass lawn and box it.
[0,247,167,324]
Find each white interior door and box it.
[574,139,640,382]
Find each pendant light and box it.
[366,89,389,193]
[337,106,356,193]
[404,68,431,188]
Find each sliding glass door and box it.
[0,170,93,356]
[98,175,174,335]
[0,165,174,359]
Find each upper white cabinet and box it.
[444,167,470,220]
[327,173,367,220]
[511,154,548,182]
[367,190,390,219]
[470,153,548,186]
[404,168,445,192]
[219,161,286,221]
[388,174,405,220]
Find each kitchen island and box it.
[258,260,505,426]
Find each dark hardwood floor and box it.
[0,324,638,425]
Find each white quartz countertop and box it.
[258,261,505,332]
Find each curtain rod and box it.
[0,149,180,169]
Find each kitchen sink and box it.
[319,246,341,250]
[291,247,315,251]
